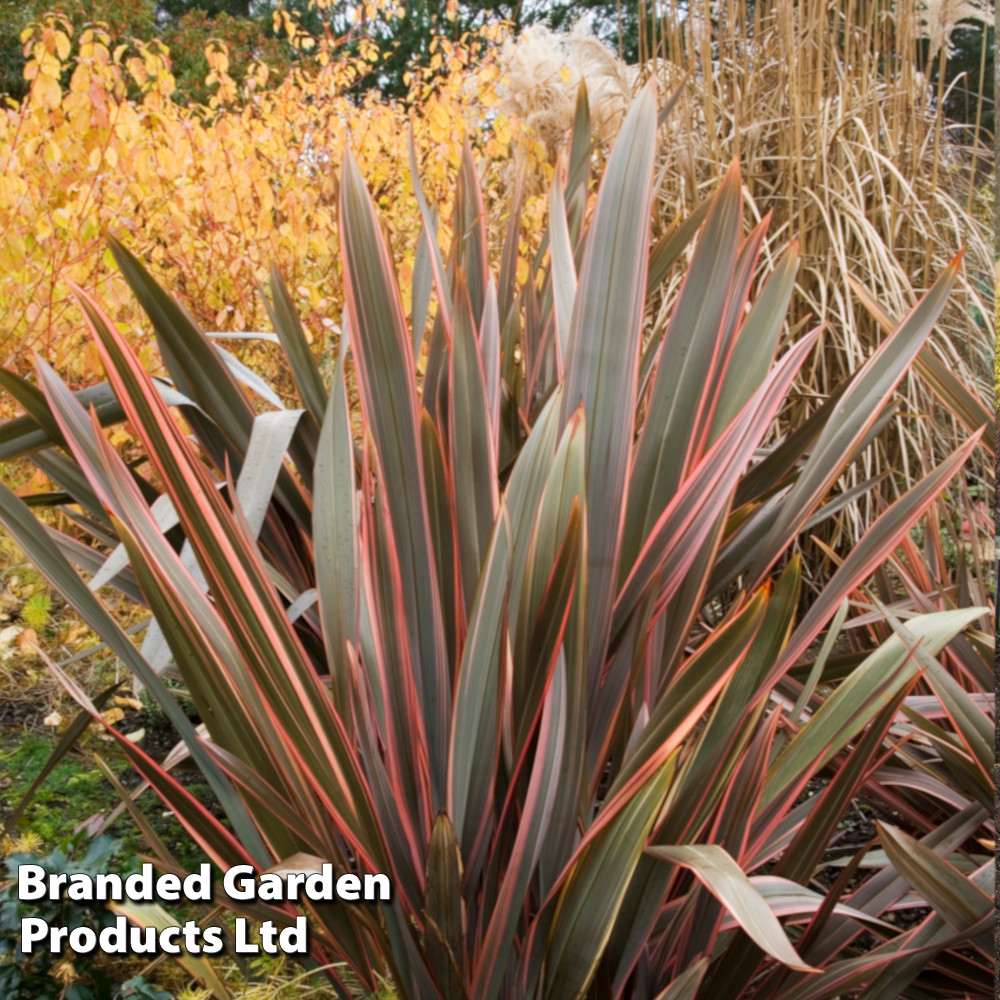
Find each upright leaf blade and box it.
[314,342,359,714]
[263,263,328,423]
[340,149,450,807]
[558,81,657,694]
[541,756,676,1000]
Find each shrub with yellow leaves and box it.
[0,8,533,395]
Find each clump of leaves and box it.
[20,592,51,631]
[0,833,166,1000]
[0,83,991,999]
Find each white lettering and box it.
[279,917,308,953]
[183,864,212,901]
[234,917,259,953]
[201,926,224,954]
[284,872,306,899]
[224,865,257,901]
[364,873,391,901]
[20,917,50,951]
[68,926,97,953]
[130,925,158,954]
[17,865,47,901]
[160,926,181,954]
[125,864,153,902]
[337,873,360,900]
[94,872,124,899]
[99,917,126,953]
[257,873,284,901]
[156,873,180,901]
[67,874,94,900]
[304,864,333,900]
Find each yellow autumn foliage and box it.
[0,12,548,396]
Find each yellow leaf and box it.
[34,72,62,111]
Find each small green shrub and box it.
[0,834,164,1000]
[20,593,52,631]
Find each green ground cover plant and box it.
[0,833,170,1000]
[0,81,992,1000]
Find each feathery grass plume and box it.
[917,0,993,59]
[499,21,632,176]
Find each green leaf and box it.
[565,82,591,202]
[425,813,466,1000]
[411,214,436,355]
[657,558,801,847]
[877,823,991,943]
[626,159,744,571]
[845,271,994,442]
[762,608,986,810]
[613,330,817,642]
[548,166,576,363]
[541,755,676,1000]
[880,599,992,780]
[647,844,818,972]
[0,366,67,447]
[749,254,964,584]
[453,139,489,322]
[448,505,511,872]
[0,380,124,461]
[612,589,768,795]
[78,283,387,871]
[420,410,461,672]
[765,432,985,692]
[314,342,359,714]
[235,409,303,537]
[263,263,328,424]
[558,81,657,693]
[475,658,569,1000]
[450,277,499,612]
[407,124,452,334]
[708,241,800,440]
[512,411,585,756]
[340,149,450,807]
[652,959,708,1000]
[107,239,311,531]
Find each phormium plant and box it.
[0,83,992,999]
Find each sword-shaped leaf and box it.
[451,277,499,613]
[340,148,450,808]
[763,608,985,810]
[749,254,964,585]
[558,80,657,693]
[262,262,328,424]
[540,756,676,1000]
[314,339,358,714]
